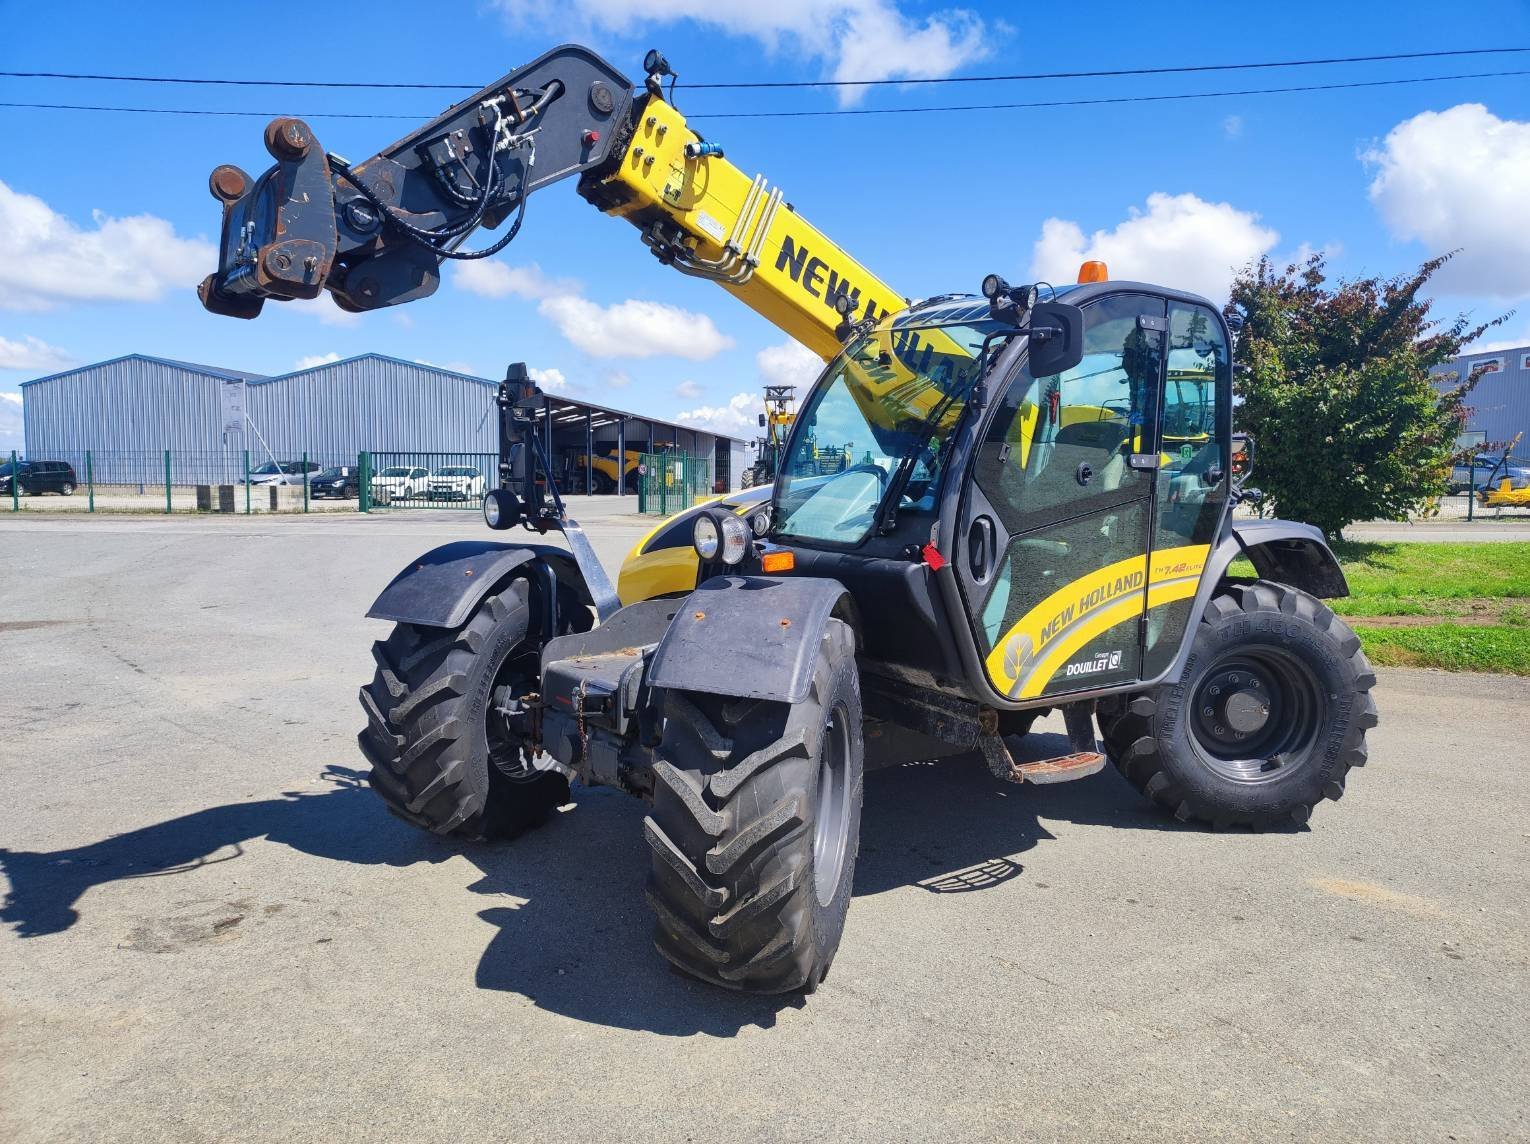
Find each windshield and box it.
[775,304,1005,545]
[379,467,410,477]
[316,467,345,479]
[435,467,479,477]
[251,462,281,474]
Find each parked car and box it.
[0,459,77,496]
[1450,453,1530,494]
[371,465,430,501]
[245,460,322,486]
[309,465,361,499]
[426,465,486,502]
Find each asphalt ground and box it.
[1,512,1526,1142]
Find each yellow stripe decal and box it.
[984,543,1210,699]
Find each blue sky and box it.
[3,0,1529,451]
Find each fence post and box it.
[8,450,16,512]
[303,450,310,513]
[86,450,95,512]
[1467,456,1475,522]
[164,450,172,514]
[244,450,251,514]
[358,451,371,513]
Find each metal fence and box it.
[3,448,356,513]
[636,451,714,516]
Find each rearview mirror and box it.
[1025,302,1085,377]
[1231,432,1255,478]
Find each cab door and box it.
[959,293,1166,701]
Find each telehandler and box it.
[199,45,1377,994]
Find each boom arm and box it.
[198,44,904,361]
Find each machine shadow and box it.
[0,736,1187,1037]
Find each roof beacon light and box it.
[1077,260,1109,284]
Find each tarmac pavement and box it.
[0,512,1525,1142]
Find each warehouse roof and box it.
[245,352,743,441]
[20,353,265,387]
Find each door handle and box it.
[968,516,996,581]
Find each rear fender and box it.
[366,540,592,631]
[648,575,857,704]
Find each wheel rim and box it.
[812,702,852,906]
[486,647,546,783]
[1189,647,1323,783]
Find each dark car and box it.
[310,465,361,498]
[0,460,78,496]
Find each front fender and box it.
[366,541,589,630]
[648,574,855,704]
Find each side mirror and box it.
[1231,432,1255,478]
[1025,302,1085,377]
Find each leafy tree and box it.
[1226,251,1506,538]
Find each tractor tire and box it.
[357,577,570,840]
[1099,580,1377,830]
[592,471,617,495]
[645,618,862,993]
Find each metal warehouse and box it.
[20,352,746,493]
[1432,343,1530,451]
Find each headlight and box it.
[719,512,750,565]
[748,505,773,537]
[692,514,720,560]
[483,488,516,530]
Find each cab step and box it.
[981,702,1105,785]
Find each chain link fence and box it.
[363,452,496,510]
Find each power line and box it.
[1,68,1523,123]
[0,102,417,119]
[688,68,1530,119]
[683,46,1530,89]
[1,46,1527,92]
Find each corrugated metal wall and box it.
[247,356,500,457]
[19,353,741,490]
[1434,345,1530,449]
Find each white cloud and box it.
[1030,192,1279,305]
[756,339,823,391]
[528,366,569,390]
[605,370,632,389]
[492,0,993,105]
[538,295,733,360]
[0,334,75,373]
[674,379,705,399]
[453,260,578,300]
[1222,115,1243,140]
[675,391,759,437]
[295,351,341,369]
[1364,104,1530,299]
[0,180,215,311]
[284,294,362,327]
[0,390,22,452]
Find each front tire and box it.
[645,619,862,993]
[357,577,570,840]
[1100,580,1377,830]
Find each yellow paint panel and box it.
[984,543,1210,699]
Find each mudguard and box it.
[366,541,590,630]
[648,575,855,704]
[1161,517,1348,684]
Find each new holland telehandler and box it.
[199,45,1377,994]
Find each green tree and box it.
[1227,252,1506,538]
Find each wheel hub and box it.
[1194,666,1274,747]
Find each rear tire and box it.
[357,577,570,840]
[645,619,862,993]
[1099,580,1376,830]
[60,482,75,496]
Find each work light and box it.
[483,488,515,530]
[692,514,720,560]
[719,513,750,565]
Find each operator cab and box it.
[760,272,1233,708]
